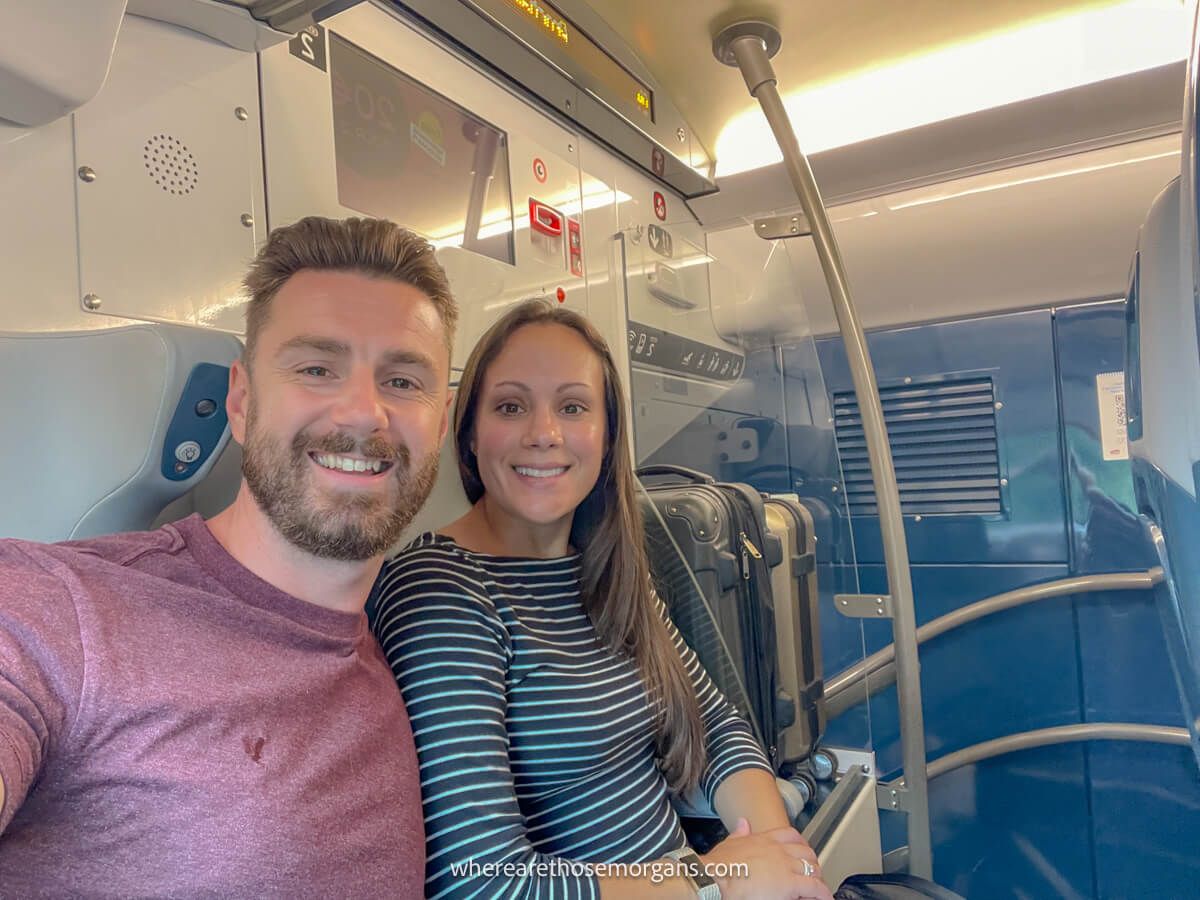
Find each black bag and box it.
[835,873,966,900]
[637,464,785,768]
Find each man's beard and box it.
[241,406,439,561]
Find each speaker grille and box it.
[143,135,198,195]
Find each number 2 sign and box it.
[289,24,327,72]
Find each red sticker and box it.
[533,157,548,183]
[653,191,667,221]
[529,198,563,236]
[568,218,583,277]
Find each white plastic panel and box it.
[612,165,739,353]
[1132,179,1200,496]
[0,117,123,333]
[811,773,883,891]
[260,1,592,372]
[707,135,1183,339]
[74,14,265,333]
[0,0,127,127]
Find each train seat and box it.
[0,323,241,542]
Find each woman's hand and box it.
[700,818,835,900]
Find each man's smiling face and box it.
[227,268,452,560]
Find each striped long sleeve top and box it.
[372,533,773,899]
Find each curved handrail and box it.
[825,568,1164,718]
[927,723,1191,779]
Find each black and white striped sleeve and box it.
[372,546,601,900]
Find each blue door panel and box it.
[1055,302,1159,573]
[1056,301,1200,899]
[1086,742,1200,899]
[923,749,1094,900]
[814,309,1069,566]
[853,564,1081,773]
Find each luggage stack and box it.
[637,465,825,771]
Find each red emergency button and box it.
[529,198,563,237]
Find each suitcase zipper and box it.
[739,531,762,580]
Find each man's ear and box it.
[439,387,455,444]
[226,358,251,445]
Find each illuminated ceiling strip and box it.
[714,0,1189,177]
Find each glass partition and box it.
[623,219,876,776]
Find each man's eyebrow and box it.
[275,336,349,358]
[382,349,437,372]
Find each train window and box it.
[329,34,516,266]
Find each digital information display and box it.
[329,34,516,266]
[470,0,654,124]
[628,320,745,383]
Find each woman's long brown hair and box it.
[454,298,706,793]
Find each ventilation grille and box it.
[143,135,198,195]
[833,377,1002,516]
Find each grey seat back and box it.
[1,323,241,541]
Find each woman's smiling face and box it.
[471,322,607,539]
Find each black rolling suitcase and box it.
[636,464,786,768]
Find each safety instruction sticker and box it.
[1095,371,1128,461]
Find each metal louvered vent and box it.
[833,377,1002,516]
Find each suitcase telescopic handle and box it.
[636,464,717,485]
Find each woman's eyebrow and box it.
[491,381,594,392]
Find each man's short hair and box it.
[242,216,458,365]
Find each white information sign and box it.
[1096,371,1129,461]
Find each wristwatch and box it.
[664,847,721,899]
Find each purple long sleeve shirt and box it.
[0,514,424,898]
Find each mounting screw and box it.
[565,98,572,110]
[995,401,1004,410]
[676,127,686,143]
[82,293,102,310]
[914,515,923,522]
[904,376,913,384]
[567,143,574,153]
[240,213,254,228]
[78,166,97,183]
[831,484,839,492]
[1000,478,1009,487]
[235,106,249,121]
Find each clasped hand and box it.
[700,817,835,900]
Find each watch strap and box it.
[663,848,721,899]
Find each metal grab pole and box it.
[714,21,932,878]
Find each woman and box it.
[372,299,833,900]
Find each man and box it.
[0,217,456,896]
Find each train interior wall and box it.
[639,300,1200,897]
[4,5,1199,897]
